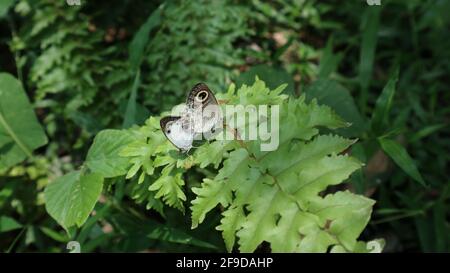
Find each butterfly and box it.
[160,83,222,152]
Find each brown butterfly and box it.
[160,83,221,152]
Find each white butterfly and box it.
[160,83,222,152]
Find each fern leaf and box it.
[189,79,375,253]
[191,148,250,228]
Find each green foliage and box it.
[236,64,295,95]
[0,73,47,170]
[305,79,366,137]
[85,130,136,178]
[12,0,134,135]
[358,5,381,108]
[67,79,377,253]
[191,82,373,253]
[371,69,399,135]
[378,138,425,186]
[0,216,22,233]
[312,0,450,252]
[0,0,14,18]
[44,171,103,230]
[124,4,163,128]
[128,5,163,71]
[142,0,249,110]
[1,0,448,253]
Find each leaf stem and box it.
[6,227,26,253]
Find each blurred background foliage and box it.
[0,0,448,252]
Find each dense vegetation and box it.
[0,0,448,253]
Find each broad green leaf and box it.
[378,138,426,186]
[305,79,366,137]
[85,129,135,178]
[371,69,399,134]
[235,64,295,95]
[0,73,48,169]
[0,216,22,233]
[44,171,104,229]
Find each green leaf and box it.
[305,191,375,252]
[39,227,69,243]
[305,79,366,137]
[318,37,343,79]
[410,123,447,142]
[85,129,135,178]
[191,148,250,228]
[194,139,238,169]
[148,169,186,212]
[119,117,188,212]
[359,6,381,110]
[217,205,245,252]
[118,100,151,126]
[378,138,426,186]
[129,5,163,70]
[0,216,22,233]
[371,69,399,134]
[0,73,48,169]
[44,171,104,230]
[237,154,364,253]
[0,0,14,18]
[122,69,141,129]
[235,65,295,95]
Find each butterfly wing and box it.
[160,116,194,151]
[186,83,218,109]
[186,83,222,134]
